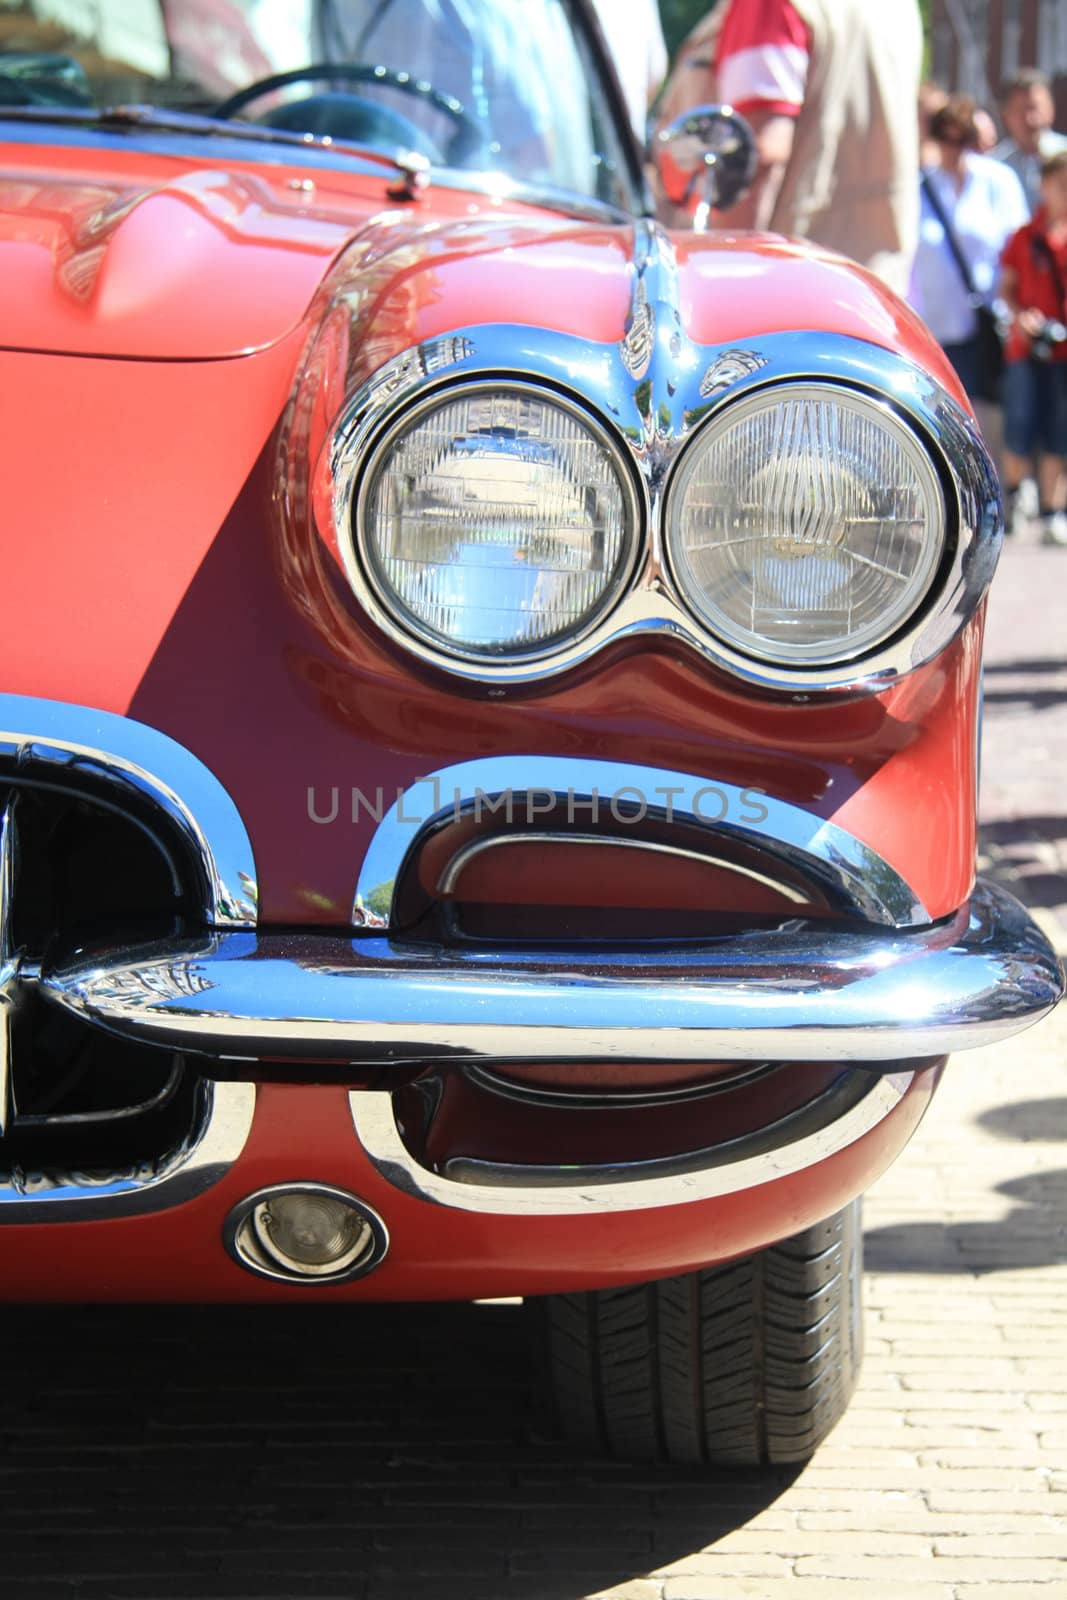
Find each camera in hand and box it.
[1030,318,1067,362]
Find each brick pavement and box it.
[978,530,1067,948]
[0,538,1064,1599]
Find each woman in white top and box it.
[909,96,1029,401]
[588,0,668,141]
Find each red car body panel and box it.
[0,165,353,358]
[0,141,981,929]
[0,1071,937,1302]
[3,117,1041,1314]
[0,151,633,359]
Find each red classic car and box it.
[0,0,1060,1468]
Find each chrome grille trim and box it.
[435,831,812,904]
[350,755,931,930]
[0,694,258,927]
[0,1079,255,1223]
[0,796,17,1135]
[348,1069,921,1215]
[0,699,259,1213]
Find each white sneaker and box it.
[1003,487,1022,536]
[1003,479,1038,536]
[1041,510,1067,546]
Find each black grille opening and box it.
[1,782,206,1176]
[7,1003,199,1170]
[9,781,195,951]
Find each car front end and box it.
[0,0,1060,1465]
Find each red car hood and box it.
[0,163,360,358]
[0,148,950,369]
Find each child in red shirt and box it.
[999,151,1067,544]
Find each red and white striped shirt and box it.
[714,0,813,119]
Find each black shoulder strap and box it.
[1044,235,1067,321]
[1027,224,1067,320]
[921,167,980,303]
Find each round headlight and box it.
[666,384,947,666]
[355,383,637,662]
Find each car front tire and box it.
[534,1198,863,1466]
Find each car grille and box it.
[0,780,204,1176]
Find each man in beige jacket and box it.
[657,0,922,296]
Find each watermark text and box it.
[307,779,770,828]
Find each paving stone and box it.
[925,1490,1066,1512]
[578,1587,662,1600]
[651,1553,795,1578]
[950,1590,1067,1599]
[798,1510,1062,1535]
[797,1555,1067,1582]
[933,1534,1067,1558]
[667,1587,959,1600]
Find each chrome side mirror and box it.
[651,105,757,230]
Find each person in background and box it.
[973,105,999,155]
[999,151,1067,546]
[908,97,1028,404]
[588,0,668,142]
[919,80,949,168]
[655,0,726,127]
[655,0,922,296]
[994,70,1067,215]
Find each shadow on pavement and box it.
[863,1168,1067,1275]
[980,816,1065,845]
[985,658,1067,676]
[981,656,1067,709]
[976,1097,1067,1142]
[978,816,1066,916]
[0,1300,800,1599]
[983,689,1067,710]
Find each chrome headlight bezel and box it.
[662,380,952,670]
[341,377,643,673]
[320,320,999,694]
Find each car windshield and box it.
[0,0,635,205]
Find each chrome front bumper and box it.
[39,880,1062,1067]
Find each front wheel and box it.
[533,1198,863,1466]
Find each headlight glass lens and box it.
[358,385,635,659]
[252,1193,372,1274]
[666,385,946,665]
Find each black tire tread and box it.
[536,1198,863,1466]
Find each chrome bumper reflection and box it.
[39,881,1062,1066]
